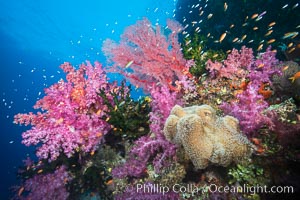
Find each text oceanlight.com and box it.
[134,183,294,196]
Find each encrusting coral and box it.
[164,104,255,169]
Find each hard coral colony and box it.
[13,7,300,200]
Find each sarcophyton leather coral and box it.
[163,104,255,169]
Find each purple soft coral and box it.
[215,46,281,136]
[221,85,273,136]
[112,85,180,178]
[20,165,72,200]
[248,46,281,88]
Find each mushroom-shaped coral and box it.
[163,104,255,169]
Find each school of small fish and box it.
[176,0,300,55]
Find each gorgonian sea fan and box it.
[102,18,190,92]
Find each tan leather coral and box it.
[164,104,255,169]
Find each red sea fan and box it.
[102,18,189,92]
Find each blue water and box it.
[0,0,176,198]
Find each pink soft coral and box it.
[14,62,113,161]
[206,46,253,79]
[102,18,190,92]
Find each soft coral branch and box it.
[14,62,116,161]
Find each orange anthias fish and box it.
[251,138,265,154]
[18,186,25,197]
[289,71,300,83]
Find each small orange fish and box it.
[289,71,300,82]
[64,177,69,184]
[56,118,64,125]
[96,132,102,137]
[18,187,25,197]
[106,179,114,185]
[282,66,289,71]
[212,54,219,58]
[96,109,102,115]
[239,81,249,90]
[253,26,259,30]
[256,44,263,51]
[257,63,264,68]
[37,169,43,174]
[219,32,227,43]
[90,151,95,156]
[232,37,239,43]
[287,42,294,48]
[288,47,296,53]
[256,147,265,154]
[241,34,247,41]
[251,138,261,145]
[251,13,258,19]
[267,39,276,44]
[268,21,276,27]
[264,30,273,36]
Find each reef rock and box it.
[164,104,255,169]
[272,61,300,98]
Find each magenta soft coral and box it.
[20,165,72,200]
[112,85,180,178]
[14,62,112,161]
[217,47,281,136]
[102,18,189,92]
[221,85,274,136]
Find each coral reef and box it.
[12,15,300,200]
[164,104,255,169]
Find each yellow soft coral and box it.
[164,104,255,169]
